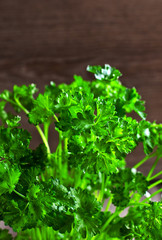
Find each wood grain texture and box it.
[0,0,161,174]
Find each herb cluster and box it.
[0,64,161,239]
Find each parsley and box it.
[0,64,161,239]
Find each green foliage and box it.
[87,64,122,82]
[29,94,55,125]
[120,201,162,239]
[0,229,12,240]
[0,64,161,239]
[110,168,149,207]
[0,127,31,163]
[71,188,102,237]
[0,84,37,113]
[137,120,161,155]
[0,162,21,196]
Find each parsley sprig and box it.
[0,64,161,239]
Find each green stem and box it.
[85,227,89,240]
[14,97,51,155]
[36,125,51,155]
[148,179,162,190]
[141,188,162,203]
[97,192,102,202]
[133,152,157,169]
[94,103,100,125]
[63,137,68,179]
[94,190,99,199]
[58,132,63,181]
[32,228,36,240]
[22,202,29,213]
[91,236,97,240]
[147,156,161,180]
[102,154,108,171]
[128,202,150,207]
[44,121,50,141]
[97,173,105,202]
[53,113,59,122]
[148,171,162,181]
[101,207,122,232]
[64,138,68,153]
[13,189,26,199]
[41,172,46,182]
[14,97,29,114]
[105,195,112,211]
[41,227,46,240]
[70,225,74,237]
[36,228,42,240]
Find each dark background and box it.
[0,0,161,175]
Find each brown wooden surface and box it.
[0,0,162,174]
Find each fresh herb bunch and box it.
[0,64,162,240]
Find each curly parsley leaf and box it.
[137,120,161,155]
[0,127,31,162]
[110,168,149,207]
[71,188,102,237]
[0,64,161,239]
[0,84,38,113]
[121,201,162,239]
[6,115,21,128]
[87,64,122,82]
[0,162,21,196]
[28,94,55,125]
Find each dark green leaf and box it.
[0,229,12,240]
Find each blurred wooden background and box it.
[0,0,161,175]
